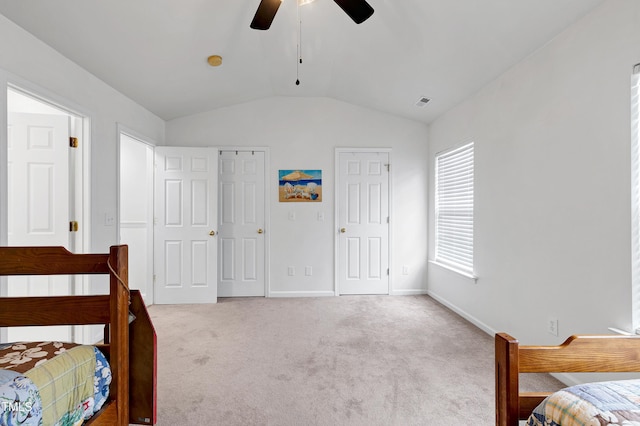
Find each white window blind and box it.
[435,142,474,274]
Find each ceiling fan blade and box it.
[250,0,282,30]
[333,0,374,24]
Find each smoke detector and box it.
[207,55,223,67]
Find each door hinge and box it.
[69,137,78,148]
[387,268,390,276]
[385,163,390,172]
[69,221,79,232]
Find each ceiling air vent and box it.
[415,96,431,107]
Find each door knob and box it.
[340,228,346,233]
[258,228,264,234]
[209,230,216,236]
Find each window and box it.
[435,142,474,275]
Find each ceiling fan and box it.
[250,0,374,30]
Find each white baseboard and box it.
[269,290,336,298]
[551,372,580,387]
[391,289,428,296]
[427,290,581,387]
[269,289,427,297]
[426,290,497,336]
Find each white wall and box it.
[0,10,429,299]
[166,97,429,296]
[428,0,640,344]
[0,13,165,253]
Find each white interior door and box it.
[337,150,390,295]
[7,111,72,342]
[218,150,266,297]
[154,147,218,304]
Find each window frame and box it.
[434,141,475,278]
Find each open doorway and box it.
[4,86,89,342]
[118,129,155,305]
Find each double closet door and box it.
[154,148,266,304]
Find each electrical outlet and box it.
[288,266,295,276]
[402,265,409,275]
[305,266,312,276]
[548,318,558,336]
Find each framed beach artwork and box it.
[279,170,322,202]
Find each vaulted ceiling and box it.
[0,0,606,123]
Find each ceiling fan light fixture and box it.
[207,55,223,67]
[251,0,373,30]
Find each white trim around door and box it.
[334,148,392,296]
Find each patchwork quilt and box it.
[527,379,640,426]
[0,341,111,426]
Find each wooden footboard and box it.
[495,332,640,426]
[129,289,157,425]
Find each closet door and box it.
[218,150,266,297]
[337,150,390,295]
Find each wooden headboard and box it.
[495,332,640,426]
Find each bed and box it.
[495,332,640,426]
[0,245,156,425]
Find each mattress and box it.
[0,341,111,426]
[527,379,640,426]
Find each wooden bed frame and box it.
[0,245,156,425]
[495,331,640,426]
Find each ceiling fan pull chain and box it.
[296,26,300,86]
[296,1,302,86]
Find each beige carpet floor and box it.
[148,295,562,425]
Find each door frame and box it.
[0,75,91,342]
[2,78,91,255]
[334,148,392,296]
[217,146,271,297]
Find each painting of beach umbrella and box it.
[281,170,314,182]
[279,169,322,202]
